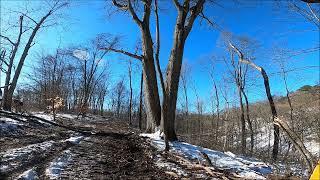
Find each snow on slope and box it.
[254,123,320,158]
[141,131,271,179]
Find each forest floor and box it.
[1,111,304,179]
[0,112,173,179]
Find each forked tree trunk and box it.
[111,0,205,140]
[162,0,205,141]
[108,0,161,132]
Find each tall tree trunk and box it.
[139,72,143,130]
[261,69,280,161]
[237,83,246,155]
[141,27,161,132]
[242,89,254,154]
[2,16,23,111]
[212,80,219,142]
[162,0,205,142]
[4,11,53,111]
[161,25,186,141]
[128,60,133,126]
[154,0,165,96]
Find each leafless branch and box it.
[101,47,143,61]
[229,42,262,71]
[199,11,221,31]
[0,35,15,46]
[307,3,320,22]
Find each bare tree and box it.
[74,35,113,116]
[1,1,69,111]
[180,62,191,116]
[105,0,210,146]
[273,47,294,126]
[207,59,221,143]
[112,78,127,117]
[229,42,315,168]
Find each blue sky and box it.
[1,0,319,112]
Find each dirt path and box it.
[0,114,171,180]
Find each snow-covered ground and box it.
[1,135,85,178]
[62,136,84,144]
[32,112,54,121]
[45,149,73,179]
[56,113,78,119]
[32,112,78,122]
[254,123,320,158]
[304,137,320,157]
[17,168,39,179]
[0,140,55,173]
[0,117,24,135]
[141,131,271,179]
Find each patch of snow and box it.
[45,150,73,179]
[0,117,25,124]
[140,129,162,140]
[17,168,39,180]
[56,113,77,119]
[255,124,274,149]
[156,159,188,177]
[0,141,55,174]
[304,138,320,157]
[237,171,266,179]
[0,117,25,135]
[33,113,54,121]
[0,165,9,172]
[141,131,271,179]
[62,136,84,144]
[1,141,54,161]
